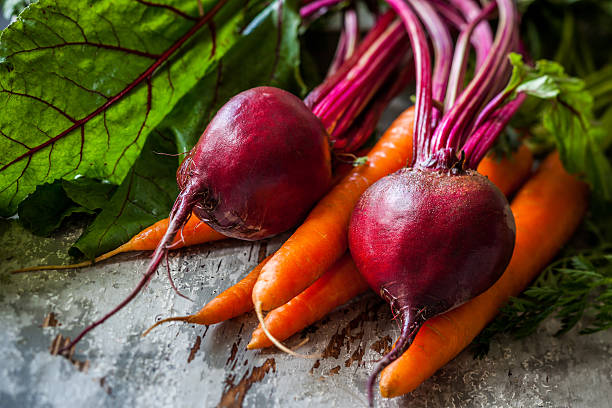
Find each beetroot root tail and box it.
[367,312,419,407]
[59,185,200,353]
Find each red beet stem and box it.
[300,0,343,19]
[444,1,497,111]
[59,183,200,352]
[449,0,494,69]
[309,14,410,149]
[384,0,433,165]
[327,9,359,77]
[410,0,452,128]
[430,0,516,156]
[337,59,414,152]
[463,92,526,168]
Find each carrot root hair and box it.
[141,315,193,337]
[254,301,318,359]
[11,245,128,274]
[58,184,200,353]
[367,312,418,407]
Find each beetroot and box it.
[350,169,515,311]
[346,0,521,404]
[349,168,515,402]
[177,87,332,240]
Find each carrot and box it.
[142,254,274,336]
[379,152,589,398]
[248,254,367,349]
[12,151,362,275]
[252,106,416,313]
[246,144,533,349]
[477,144,533,197]
[12,213,226,273]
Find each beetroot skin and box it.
[349,168,515,312]
[178,86,332,240]
[348,167,515,404]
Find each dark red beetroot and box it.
[177,86,332,240]
[350,169,515,309]
[61,86,332,349]
[346,0,521,404]
[348,167,515,402]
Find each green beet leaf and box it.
[70,131,178,259]
[17,180,93,236]
[70,0,301,258]
[0,0,269,216]
[62,178,117,211]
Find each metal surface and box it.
[1,99,612,408]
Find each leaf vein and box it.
[7,42,161,60]
[135,0,199,21]
[0,0,228,177]
[51,72,110,100]
[0,89,77,122]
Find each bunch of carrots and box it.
[13,0,591,403]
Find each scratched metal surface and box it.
[1,94,612,408]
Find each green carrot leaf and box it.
[507,53,612,200]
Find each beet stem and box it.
[449,0,494,69]
[384,0,433,165]
[367,313,418,407]
[410,0,452,128]
[59,184,199,353]
[327,9,359,77]
[444,2,497,111]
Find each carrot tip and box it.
[141,316,191,338]
[253,301,318,359]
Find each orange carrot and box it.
[248,254,367,349]
[252,107,416,312]
[142,254,274,336]
[247,144,533,349]
[13,213,226,273]
[12,151,362,275]
[379,152,589,398]
[477,144,533,197]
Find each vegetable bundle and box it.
[2,0,611,405]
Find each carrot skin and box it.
[128,213,226,251]
[477,144,533,197]
[247,254,367,349]
[247,144,533,349]
[379,152,589,398]
[253,107,416,311]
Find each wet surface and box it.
[1,215,611,408]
